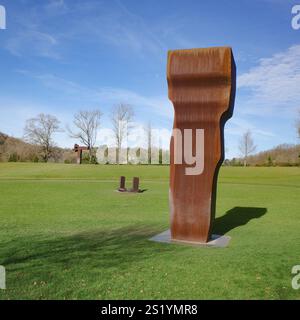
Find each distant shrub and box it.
[267,156,273,167]
[8,152,19,162]
[81,153,90,164]
[90,155,98,164]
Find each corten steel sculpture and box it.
[167,47,236,243]
[117,176,141,193]
[73,144,89,164]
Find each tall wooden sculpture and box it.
[167,47,236,243]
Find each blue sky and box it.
[0,0,299,158]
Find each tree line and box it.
[1,107,299,166]
[21,104,135,164]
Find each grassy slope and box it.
[0,163,299,300]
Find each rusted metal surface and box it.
[118,176,127,192]
[130,177,140,193]
[167,47,236,243]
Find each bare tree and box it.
[111,104,134,164]
[68,110,102,160]
[24,113,61,162]
[239,130,257,167]
[297,110,300,139]
[144,121,152,164]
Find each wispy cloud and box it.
[3,0,191,60]
[6,30,60,59]
[45,0,67,11]
[226,117,276,138]
[3,0,64,59]
[237,44,300,117]
[63,0,169,59]
[16,70,173,121]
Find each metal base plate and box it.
[149,229,231,248]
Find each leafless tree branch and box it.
[144,121,152,164]
[239,129,257,167]
[68,110,102,160]
[23,113,61,162]
[110,104,134,164]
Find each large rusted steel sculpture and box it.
[167,47,236,243]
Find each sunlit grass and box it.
[0,163,299,299]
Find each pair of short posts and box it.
[118,176,140,193]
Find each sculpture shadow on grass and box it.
[212,206,267,236]
[1,225,176,273]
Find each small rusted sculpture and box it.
[117,176,141,193]
[118,176,127,192]
[130,177,140,193]
[167,47,236,243]
[73,144,89,164]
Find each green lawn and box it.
[0,163,299,299]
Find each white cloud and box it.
[226,117,275,138]
[237,44,300,116]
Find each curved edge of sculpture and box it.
[209,50,236,237]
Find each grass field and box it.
[0,163,299,300]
